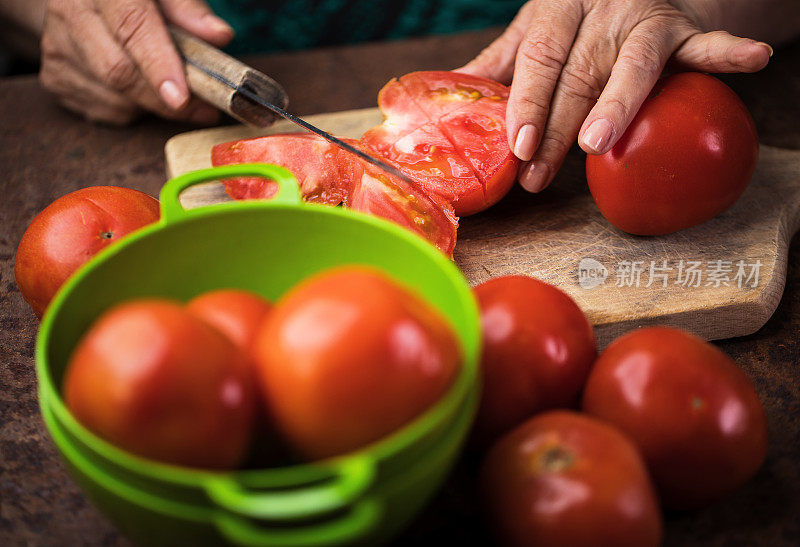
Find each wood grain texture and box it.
[165,112,800,346]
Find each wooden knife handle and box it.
[169,26,288,127]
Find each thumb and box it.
[672,30,772,73]
[160,0,235,47]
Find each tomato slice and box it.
[437,99,517,211]
[399,70,510,120]
[211,134,352,205]
[363,121,482,214]
[211,133,457,256]
[351,161,458,256]
[361,71,518,216]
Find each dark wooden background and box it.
[1,28,798,545]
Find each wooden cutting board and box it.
[165,107,800,346]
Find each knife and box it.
[169,27,411,183]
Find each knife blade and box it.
[169,27,412,184]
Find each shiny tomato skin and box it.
[582,327,768,509]
[482,411,662,547]
[253,266,460,461]
[586,72,758,235]
[187,289,273,351]
[15,186,160,318]
[64,299,255,469]
[473,276,596,445]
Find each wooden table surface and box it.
[1,28,799,546]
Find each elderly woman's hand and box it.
[38,0,233,124]
[459,0,772,193]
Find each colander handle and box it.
[159,163,303,222]
[203,455,376,520]
[213,498,382,546]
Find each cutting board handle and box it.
[169,26,289,127]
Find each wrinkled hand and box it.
[459,0,772,192]
[39,0,234,124]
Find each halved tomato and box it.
[361,71,518,216]
[211,133,353,204]
[211,134,457,256]
[363,122,481,212]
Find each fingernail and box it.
[756,42,773,57]
[159,80,188,110]
[513,124,537,162]
[519,162,550,193]
[204,14,235,36]
[582,118,614,153]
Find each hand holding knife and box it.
[169,27,412,183]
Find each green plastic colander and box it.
[35,164,481,546]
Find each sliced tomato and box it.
[351,162,458,256]
[399,70,510,120]
[211,134,352,205]
[363,122,482,214]
[438,100,517,211]
[211,133,457,256]
[361,71,518,216]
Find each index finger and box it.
[506,0,582,162]
[98,0,189,110]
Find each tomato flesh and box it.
[212,134,457,256]
[362,71,518,216]
[212,133,353,204]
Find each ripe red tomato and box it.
[187,289,272,351]
[212,133,354,205]
[362,71,518,216]
[482,411,662,547]
[64,299,255,469]
[472,276,596,445]
[253,266,460,460]
[586,72,758,235]
[582,327,768,509]
[212,134,458,256]
[15,186,160,318]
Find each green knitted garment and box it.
[206,0,525,54]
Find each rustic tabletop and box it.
[1,28,798,546]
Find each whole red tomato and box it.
[582,327,768,509]
[187,289,272,351]
[482,411,662,547]
[586,72,758,235]
[15,186,160,317]
[64,299,255,469]
[253,266,460,460]
[472,276,596,445]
